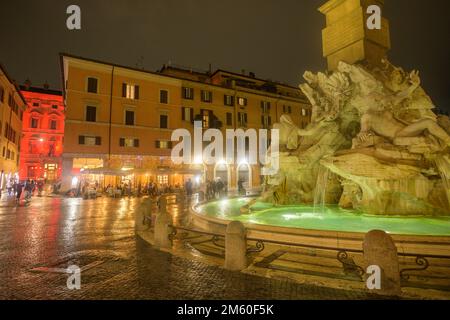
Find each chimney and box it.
[249,72,256,78]
[241,69,246,75]
[43,81,50,89]
[24,78,32,89]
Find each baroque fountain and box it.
[195,61,450,238]
[191,0,450,255]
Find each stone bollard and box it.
[225,221,248,271]
[154,196,172,249]
[363,230,401,296]
[177,193,186,209]
[136,197,152,232]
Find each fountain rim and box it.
[190,197,450,257]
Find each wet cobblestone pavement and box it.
[0,196,376,300]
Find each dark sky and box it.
[1,0,449,112]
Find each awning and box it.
[80,167,203,176]
[80,168,129,176]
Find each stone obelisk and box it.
[319,0,391,71]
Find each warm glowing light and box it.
[71,177,79,188]
[194,154,203,164]
[239,159,249,167]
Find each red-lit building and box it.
[19,85,64,182]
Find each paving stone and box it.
[0,196,376,300]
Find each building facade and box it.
[19,85,64,182]
[60,54,311,192]
[0,64,26,190]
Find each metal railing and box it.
[167,224,450,287]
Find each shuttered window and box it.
[160,90,169,104]
[86,106,97,122]
[182,107,194,122]
[87,77,98,93]
[125,110,135,125]
[160,115,168,129]
[226,113,232,126]
[122,83,139,99]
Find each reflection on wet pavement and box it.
[0,196,375,300]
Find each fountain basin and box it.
[191,198,450,257]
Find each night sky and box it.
[1,0,449,112]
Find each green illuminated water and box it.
[196,198,450,236]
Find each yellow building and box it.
[0,64,26,189]
[60,54,311,192]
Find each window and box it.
[237,97,247,106]
[160,115,168,129]
[52,105,58,109]
[86,106,97,122]
[50,120,57,130]
[226,112,233,126]
[261,101,271,113]
[160,90,169,104]
[125,110,135,125]
[224,95,234,106]
[182,107,193,122]
[182,87,194,100]
[238,112,248,127]
[79,135,101,146]
[122,83,140,100]
[283,105,292,114]
[201,90,212,103]
[301,108,307,116]
[155,140,172,149]
[87,77,98,93]
[31,118,39,128]
[120,137,139,148]
[32,102,40,107]
[201,109,211,128]
[261,115,272,128]
[157,175,168,185]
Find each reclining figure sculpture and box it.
[262,60,450,216]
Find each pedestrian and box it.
[216,179,224,198]
[185,179,193,197]
[15,181,23,205]
[238,179,245,195]
[24,180,33,202]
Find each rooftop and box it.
[19,85,62,96]
[60,53,306,101]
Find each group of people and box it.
[205,178,227,200]
[104,182,134,198]
[102,181,184,199]
[3,179,44,205]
